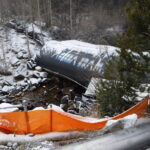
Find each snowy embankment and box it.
[0,20,119,107]
[0,21,50,98]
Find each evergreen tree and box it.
[118,0,150,99]
[96,0,150,116]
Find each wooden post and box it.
[50,104,53,132]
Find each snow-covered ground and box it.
[85,77,150,101]
[0,21,119,100]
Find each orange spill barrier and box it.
[0,96,149,135]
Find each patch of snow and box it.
[0,131,81,143]
[47,104,64,112]
[29,78,40,85]
[0,103,19,112]
[85,77,100,95]
[33,107,45,110]
[2,86,14,93]
[142,51,150,57]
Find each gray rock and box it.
[2,86,14,94]
[33,71,41,78]
[79,107,88,116]
[67,109,78,115]
[29,86,36,91]
[20,49,27,54]
[17,51,24,59]
[11,58,20,66]
[12,143,18,149]
[61,95,69,104]
[2,80,12,86]
[11,49,18,54]
[7,142,13,147]
[23,54,28,59]
[18,81,28,87]
[14,73,25,81]
[39,72,48,78]
[41,78,48,83]
[0,145,9,149]
[16,92,22,96]
[14,65,27,81]
[23,85,30,92]
[103,120,124,134]
[5,20,17,29]
[27,60,36,70]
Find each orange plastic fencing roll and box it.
[0,96,149,135]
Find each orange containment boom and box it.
[0,96,149,135]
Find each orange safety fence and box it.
[0,96,149,135]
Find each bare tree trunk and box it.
[1,38,6,63]
[49,0,52,26]
[22,0,31,59]
[70,0,73,38]
[37,0,44,44]
[30,0,35,41]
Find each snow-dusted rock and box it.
[33,71,48,79]
[67,109,78,115]
[0,145,8,149]
[41,78,48,83]
[11,57,20,66]
[14,64,27,81]
[61,95,69,104]
[26,24,41,34]
[17,51,24,59]
[39,72,48,78]
[17,80,28,87]
[14,73,25,81]
[5,20,17,29]
[27,60,37,70]
[29,86,37,91]
[12,143,18,149]
[7,142,13,147]
[2,80,12,86]
[35,66,42,72]
[29,78,41,85]
[2,86,14,94]
[105,114,138,131]
[17,50,28,59]
[32,71,41,78]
